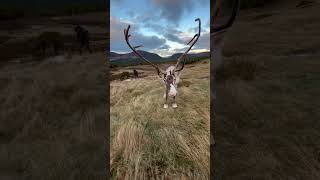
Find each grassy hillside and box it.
[214,0,320,179]
[0,12,107,63]
[110,60,210,179]
[110,56,209,67]
[0,11,108,179]
[0,53,107,179]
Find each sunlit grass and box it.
[110,60,210,179]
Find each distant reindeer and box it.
[33,31,64,57]
[124,18,201,108]
[74,25,93,55]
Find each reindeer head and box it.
[124,18,201,108]
[124,18,201,81]
[165,71,174,84]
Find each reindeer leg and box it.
[54,44,58,56]
[164,90,169,109]
[79,43,83,55]
[172,96,177,108]
[87,42,92,54]
[42,46,45,57]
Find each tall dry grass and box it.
[110,60,210,179]
[0,52,107,179]
[213,1,320,179]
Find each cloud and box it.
[111,0,125,5]
[110,0,209,54]
[163,29,186,44]
[151,0,209,25]
[126,10,136,18]
[171,31,210,52]
[126,10,161,25]
[110,16,168,52]
[144,23,186,44]
[131,34,167,51]
[151,0,193,25]
[165,26,209,51]
[158,44,171,50]
[194,31,210,50]
[144,22,208,48]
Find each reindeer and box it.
[33,31,64,57]
[124,18,201,109]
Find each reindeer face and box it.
[164,70,176,85]
[165,74,173,83]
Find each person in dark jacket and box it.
[74,25,92,55]
[133,69,139,78]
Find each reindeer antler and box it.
[212,0,240,34]
[124,25,165,76]
[174,18,201,72]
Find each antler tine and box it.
[212,0,239,33]
[187,34,198,45]
[124,25,129,37]
[174,55,187,72]
[175,18,201,72]
[124,25,165,76]
[133,45,143,49]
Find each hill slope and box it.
[110,60,210,179]
[214,1,320,179]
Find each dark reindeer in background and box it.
[33,25,93,57]
[124,18,201,108]
[33,31,64,57]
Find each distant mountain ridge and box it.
[110,50,210,67]
[166,52,210,60]
[110,50,162,61]
[110,50,210,62]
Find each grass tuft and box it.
[216,56,259,82]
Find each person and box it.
[133,69,138,78]
[74,25,92,55]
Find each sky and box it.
[110,0,210,57]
